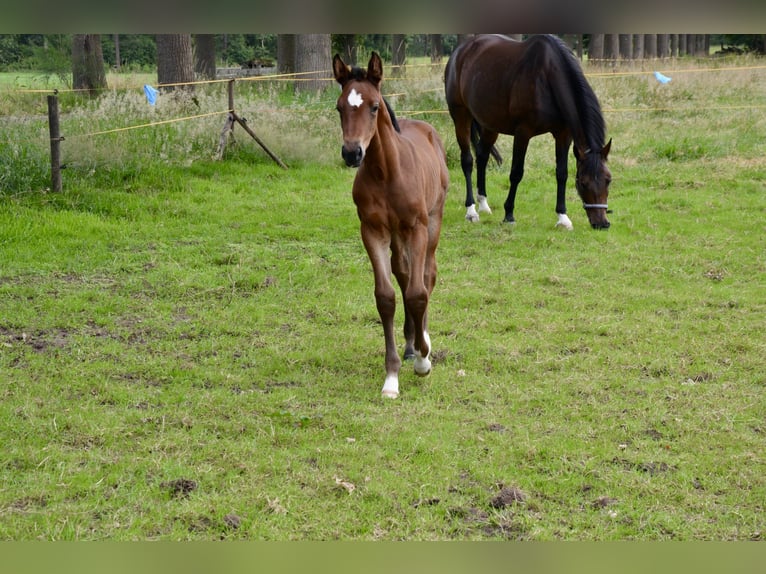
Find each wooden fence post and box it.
[217,78,287,168]
[47,93,63,192]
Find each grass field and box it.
[0,54,765,540]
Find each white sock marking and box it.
[414,332,432,376]
[465,204,479,222]
[381,374,399,399]
[556,213,574,230]
[477,195,492,214]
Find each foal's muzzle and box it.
[342,144,363,167]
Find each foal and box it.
[333,52,449,399]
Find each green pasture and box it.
[0,56,764,540]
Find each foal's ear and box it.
[601,138,612,159]
[367,52,383,87]
[333,54,349,85]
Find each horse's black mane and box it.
[349,65,401,133]
[533,35,606,173]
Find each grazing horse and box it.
[333,52,449,399]
[445,34,612,229]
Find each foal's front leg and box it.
[361,225,401,399]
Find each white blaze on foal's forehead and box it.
[347,88,363,108]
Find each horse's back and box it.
[399,119,449,200]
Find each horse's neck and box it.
[366,105,401,177]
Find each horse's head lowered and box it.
[332,52,386,168]
[574,139,612,229]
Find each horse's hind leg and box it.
[391,250,416,361]
[475,129,498,216]
[401,226,432,378]
[449,109,479,222]
[503,135,530,224]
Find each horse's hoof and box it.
[414,357,431,376]
[465,204,479,222]
[381,389,400,399]
[502,217,516,225]
[477,196,492,214]
[555,213,574,230]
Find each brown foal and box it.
[333,52,449,398]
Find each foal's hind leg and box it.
[391,248,416,361]
[401,225,433,378]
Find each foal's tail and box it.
[471,120,503,166]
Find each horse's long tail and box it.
[470,120,502,165]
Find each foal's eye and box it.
[371,103,380,113]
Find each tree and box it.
[156,34,194,90]
[194,34,216,80]
[72,34,107,96]
[392,34,406,77]
[588,34,605,61]
[429,34,443,63]
[294,34,331,94]
[277,34,296,74]
[335,34,357,66]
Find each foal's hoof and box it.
[381,389,400,399]
[465,204,480,222]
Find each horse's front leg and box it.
[361,225,401,398]
[554,136,573,230]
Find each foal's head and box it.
[574,140,612,229]
[332,52,386,167]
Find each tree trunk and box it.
[604,34,619,60]
[392,34,407,77]
[619,34,633,59]
[336,35,357,66]
[156,34,195,90]
[113,34,120,70]
[277,34,296,74]
[194,34,216,80]
[633,34,644,59]
[429,34,443,63]
[588,34,604,61]
[658,34,670,58]
[294,34,331,94]
[72,34,107,96]
[644,34,657,58]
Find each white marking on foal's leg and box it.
[477,195,492,214]
[465,204,479,222]
[381,374,399,399]
[414,331,432,376]
[555,213,574,231]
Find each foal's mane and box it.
[532,35,606,174]
[348,65,401,134]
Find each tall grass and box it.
[0,55,764,540]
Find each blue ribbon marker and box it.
[143,84,159,105]
[653,72,672,84]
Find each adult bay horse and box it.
[445,34,612,229]
[333,52,449,399]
